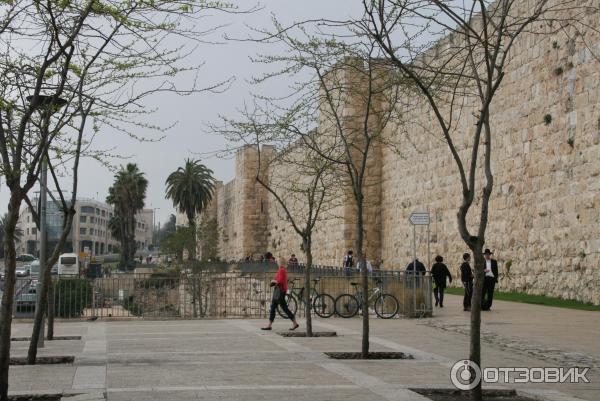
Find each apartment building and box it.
[16,198,154,257]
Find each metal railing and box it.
[9,268,432,320]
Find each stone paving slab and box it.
[107,387,385,401]
[107,361,353,389]
[8,365,76,391]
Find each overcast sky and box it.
[0,1,364,226]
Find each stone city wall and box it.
[201,3,600,304]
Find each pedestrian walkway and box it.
[7,294,599,400]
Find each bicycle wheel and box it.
[313,293,335,318]
[335,293,359,318]
[277,294,297,319]
[374,293,399,319]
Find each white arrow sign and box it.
[409,212,430,225]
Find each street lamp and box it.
[27,94,67,349]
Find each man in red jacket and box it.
[262,257,300,331]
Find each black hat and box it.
[463,253,470,260]
[435,255,443,263]
[483,249,493,255]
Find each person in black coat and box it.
[481,248,499,311]
[431,255,452,307]
[405,258,426,275]
[460,253,474,311]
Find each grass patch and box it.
[445,287,600,311]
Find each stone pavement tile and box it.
[107,350,310,365]
[61,392,106,401]
[10,322,88,337]
[347,362,453,386]
[8,365,75,392]
[10,339,85,356]
[106,361,354,389]
[283,336,397,352]
[72,366,106,390]
[107,336,279,354]
[108,387,386,401]
[106,321,234,335]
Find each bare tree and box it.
[355,0,595,398]
[215,102,340,336]
[25,98,92,364]
[244,24,405,356]
[0,1,248,399]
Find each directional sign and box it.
[409,212,430,226]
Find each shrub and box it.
[54,278,93,318]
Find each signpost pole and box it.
[408,211,430,317]
[37,155,48,348]
[412,224,417,316]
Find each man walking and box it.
[343,250,354,276]
[460,253,473,311]
[481,249,499,311]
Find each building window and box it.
[31,228,36,235]
[81,206,95,214]
[96,208,100,215]
[26,228,29,235]
[27,216,30,222]
[80,216,87,223]
[90,217,95,224]
[101,210,106,217]
[80,228,86,235]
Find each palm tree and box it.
[165,159,215,261]
[165,159,215,227]
[106,163,148,269]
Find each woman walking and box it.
[262,257,300,331]
[431,255,452,307]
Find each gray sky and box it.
[0,1,364,226]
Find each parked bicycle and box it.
[334,278,399,319]
[277,277,335,318]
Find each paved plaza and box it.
[7,295,599,401]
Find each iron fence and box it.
[9,268,432,320]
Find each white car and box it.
[16,265,30,277]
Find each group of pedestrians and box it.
[260,247,500,331]
[431,249,499,311]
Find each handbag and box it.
[272,284,283,302]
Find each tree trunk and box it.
[28,211,75,363]
[27,248,49,364]
[355,198,368,359]
[470,244,485,401]
[47,280,55,340]
[0,194,22,401]
[119,218,127,270]
[303,237,313,337]
[191,275,198,318]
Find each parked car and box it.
[15,287,37,317]
[16,254,36,262]
[16,265,30,277]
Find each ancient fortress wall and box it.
[203,5,600,304]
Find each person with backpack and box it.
[262,256,299,331]
[460,253,474,311]
[431,255,452,307]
